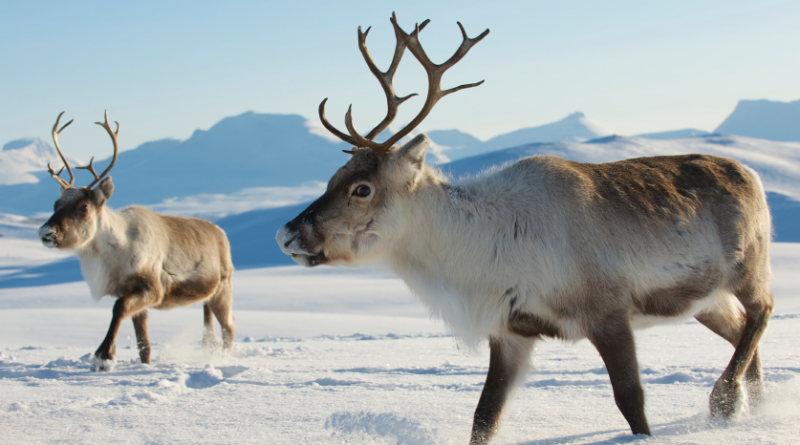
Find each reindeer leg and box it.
[207,280,235,352]
[131,310,151,365]
[588,313,650,436]
[470,335,535,445]
[94,298,127,371]
[695,292,765,410]
[708,285,772,417]
[202,303,218,348]
[93,284,158,372]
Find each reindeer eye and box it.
[353,185,371,197]
[79,204,89,212]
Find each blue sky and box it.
[2,0,799,160]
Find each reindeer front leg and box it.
[588,313,650,436]
[94,299,126,371]
[94,286,157,371]
[470,336,535,445]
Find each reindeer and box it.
[38,111,235,371]
[276,13,773,444]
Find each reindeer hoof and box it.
[202,336,222,350]
[91,356,115,372]
[709,378,743,418]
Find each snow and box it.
[1,230,799,444]
[2,125,800,443]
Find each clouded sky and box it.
[2,0,798,160]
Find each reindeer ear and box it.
[398,134,429,170]
[92,176,114,206]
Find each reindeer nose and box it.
[38,225,56,241]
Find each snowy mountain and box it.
[0,111,615,216]
[715,99,800,141]
[428,112,612,161]
[0,138,82,186]
[0,112,348,216]
[481,111,611,151]
[426,129,483,160]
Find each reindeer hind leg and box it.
[707,276,773,417]
[202,303,219,348]
[695,290,765,411]
[207,278,235,352]
[131,310,151,364]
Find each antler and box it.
[75,110,120,189]
[47,112,75,189]
[319,12,489,157]
[319,14,429,154]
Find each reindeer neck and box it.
[387,171,508,293]
[76,205,127,258]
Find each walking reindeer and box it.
[39,111,235,371]
[276,14,773,444]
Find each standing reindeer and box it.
[276,13,773,444]
[38,111,235,371]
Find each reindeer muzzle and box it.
[38,224,58,248]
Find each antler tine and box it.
[344,105,389,155]
[80,110,120,189]
[360,13,430,141]
[50,111,75,188]
[440,22,490,72]
[319,98,361,147]
[75,156,100,181]
[376,19,490,150]
[47,164,72,189]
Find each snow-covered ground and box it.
[0,232,799,444]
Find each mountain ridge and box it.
[3,98,800,216]
[715,99,800,142]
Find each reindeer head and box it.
[276,13,488,267]
[38,111,119,250]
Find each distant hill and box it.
[715,99,800,141]
[426,129,483,160]
[5,103,800,219]
[0,110,620,215]
[428,112,612,161]
[0,112,348,215]
[480,112,611,152]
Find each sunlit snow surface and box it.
[1,239,799,444]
